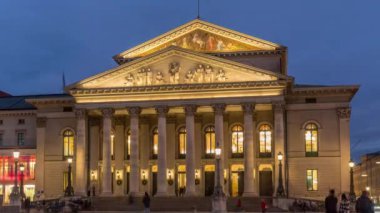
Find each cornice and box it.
[0,111,36,117]
[290,85,359,96]
[70,80,287,96]
[26,97,74,105]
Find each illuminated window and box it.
[63,130,74,157]
[204,125,215,158]
[125,129,131,160]
[63,171,73,191]
[111,133,115,160]
[17,132,25,146]
[305,123,318,157]
[178,127,186,158]
[152,127,158,158]
[259,124,272,157]
[306,169,318,191]
[231,125,244,157]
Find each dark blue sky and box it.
[1,1,379,161]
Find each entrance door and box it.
[204,171,215,196]
[152,172,157,196]
[231,171,244,197]
[259,171,273,196]
[177,172,186,196]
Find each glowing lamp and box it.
[20,164,25,172]
[215,147,221,159]
[67,157,73,164]
[277,152,283,161]
[366,186,370,191]
[349,160,355,168]
[13,151,20,159]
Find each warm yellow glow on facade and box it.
[204,165,215,172]
[90,170,98,181]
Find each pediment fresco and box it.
[137,29,261,57]
[115,20,281,60]
[72,48,281,90]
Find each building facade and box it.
[353,152,380,204]
[0,19,358,202]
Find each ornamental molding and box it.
[184,104,198,116]
[26,97,74,106]
[115,19,280,60]
[101,108,114,118]
[241,103,255,114]
[70,80,286,96]
[337,107,351,119]
[75,109,87,119]
[155,106,169,116]
[0,111,36,117]
[290,86,359,96]
[73,47,283,90]
[212,103,226,115]
[128,107,142,117]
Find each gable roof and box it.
[113,19,284,62]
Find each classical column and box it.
[35,117,46,194]
[101,108,114,196]
[128,107,141,195]
[75,109,87,196]
[337,107,351,193]
[242,103,257,197]
[184,105,197,196]
[273,103,285,196]
[212,104,226,191]
[155,106,169,196]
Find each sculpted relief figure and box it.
[216,69,226,82]
[185,70,195,83]
[125,73,135,86]
[194,64,204,83]
[168,62,180,84]
[136,69,145,86]
[146,68,153,85]
[155,71,164,84]
[204,65,214,82]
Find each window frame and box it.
[152,127,158,159]
[204,125,215,159]
[306,169,318,191]
[178,126,187,159]
[231,124,244,158]
[125,129,131,160]
[62,129,75,158]
[304,123,319,157]
[258,124,272,158]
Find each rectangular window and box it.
[306,169,318,191]
[0,133,3,145]
[0,120,3,125]
[17,132,25,146]
[18,119,25,125]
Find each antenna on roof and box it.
[197,0,201,19]
[62,72,66,94]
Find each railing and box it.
[288,198,324,212]
[29,197,92,212]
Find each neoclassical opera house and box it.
[0,19,359,201]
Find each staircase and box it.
[88,196,279,212]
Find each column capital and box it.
[184,104,198,116]
[155,105,169,116]
[128,107,142,117]
[36,117,47,128]
[337,107,351,119]
[273,102,285,112]
[101,108,114,119]
[212,103,226,115]
[241,103,255,114]
[75,108,87,119]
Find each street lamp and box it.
[349,160,356,202]
[276,152,285,197]
[10,151,21,205]
[64,157,74,196]
[19,164,25,199]
[212,147,227,212]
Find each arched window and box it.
[231,124,244,157]
[305,123,318,157]
[178,127,187,158]
[152,127,158,159]
[259,124,272,157]
[125,129,131,160]
[204,125,215,158]
[63,129,74,157]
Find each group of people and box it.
[325,189,375,213]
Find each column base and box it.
[242,191,258,197]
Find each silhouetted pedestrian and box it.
[143,192,151,213]
[261,199,267,213]
[325,189,338,213]
[356,191,374,213]
[339,193,350,213]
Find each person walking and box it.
[261,199,267,213]
[339,193,350,213]
[142,192,151,213]
[325,189,338,213]
[355,191,374,213]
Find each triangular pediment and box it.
[114,19,282,60]
[68,47,288,91]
